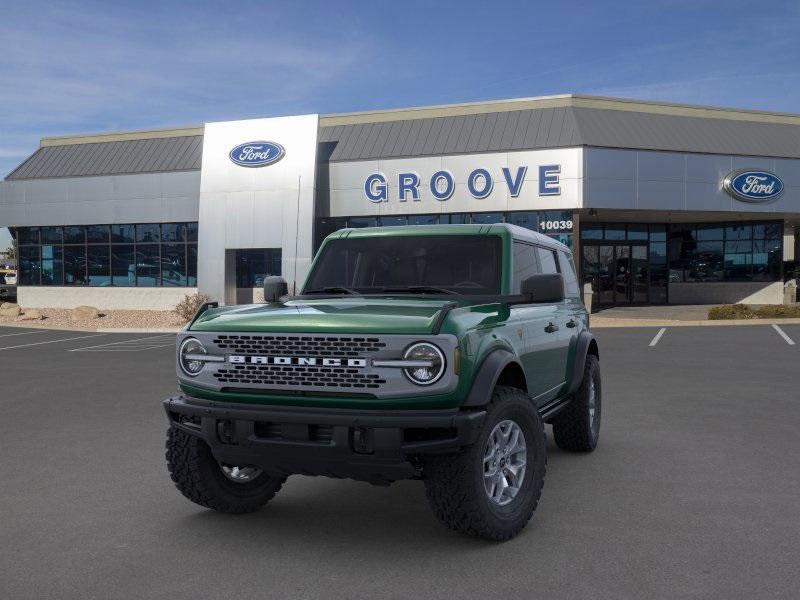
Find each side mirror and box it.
[263,276,288,303]
[521,273,565,303]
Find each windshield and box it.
[304,235,502,295]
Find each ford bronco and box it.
[164,224,600,540]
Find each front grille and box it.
[213,364,387,389]
[212,335,386,357]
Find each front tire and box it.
[423,386,547,541]
[166,426,286,513]
[552,354,601,452]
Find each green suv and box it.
[164,224,600,540]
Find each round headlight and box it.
[179,337,207,376]
[403,342,445,385]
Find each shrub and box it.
[708,303,800,320]
[175,293,212,322]
[707,304,757,320]
[754,304,800,318]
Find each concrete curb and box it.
[0,321,182,333]
[591,317,800,328]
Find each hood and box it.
[189,297,458,335]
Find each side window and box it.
[559,251,580,298]
[536,247,560,274]
[512,241,539,293]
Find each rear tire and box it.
[552,354,601,452]
[423,386,546,541]
[166,426,286,513]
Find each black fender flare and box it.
[566,331,599,395]
[463,349,524,407]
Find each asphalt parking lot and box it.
[1,324,799,600]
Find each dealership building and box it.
[0,94,798,310]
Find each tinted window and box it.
[111,245,135,286]
[64,246,87,285]
[87,245,111,286]
[136,245,160,286]
[536,247,559,274]
[512,242,539,293]
[136,224,161,243]
[111,224,135,243]
[162,244,187,286]
[86,225,109,244]
[305,235,502,295]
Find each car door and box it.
[532,245,572,398]
[510,241,562,404]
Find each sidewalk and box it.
[590,304,800,328]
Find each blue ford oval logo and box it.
[723,169,784,203]
[229,141,285,167]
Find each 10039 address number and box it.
[539,219,573,232]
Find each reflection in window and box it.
[136,245,160,286]
[64,246,87,285]
[111,245,135,287]
[41,245,63,286]
[162,244,187,286]
[136,224,160,243]
[88,245,111,286]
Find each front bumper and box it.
[163,394,486,483]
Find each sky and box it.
[1,0,800,250]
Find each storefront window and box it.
[87,245,111,286]
[14,223,198,288]
[668,220,782,283]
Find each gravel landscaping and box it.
[0,307,185,330]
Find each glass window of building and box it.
[162,244,188,286]
[471,212,504,224]
[63,226,85,244]
[15,222,198,288]
[64,245,87,285]
[87,245,111,286]
[136,245,160,286]
[111,224,135,243]
[86,225,109,244]
[440,214,469,224]
[161,223,186,242]
[379,216,407,227]
[408,214,438,225]
[348,216,377,228]
[111,245,136,287]
[507,211,537,231]
[136,223,161,243]
[235,249,282,287]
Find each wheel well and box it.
[495,361,527,392]
[588,339,599,359]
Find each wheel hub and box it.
[482,420,527,506]
[220,464,263,483]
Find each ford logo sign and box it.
[723,169,784,203]
[229,141,285,167]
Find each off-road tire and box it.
[552,354,601,452]
[166,426,286,513]
[423,386,546,541]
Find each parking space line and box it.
[0,334,106,351]
[68,334,175,352]
[649,328,667,347]
[771,324,796,346]
[0,330,49,339]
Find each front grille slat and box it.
[210,334,388,390]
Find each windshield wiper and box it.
[303,286,361,295]
[379,285,457,295]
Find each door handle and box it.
[544,322,559,333]
[566,319,577,328]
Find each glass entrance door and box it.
[582,243,649,305]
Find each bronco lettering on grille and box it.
[228,355,368,367]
